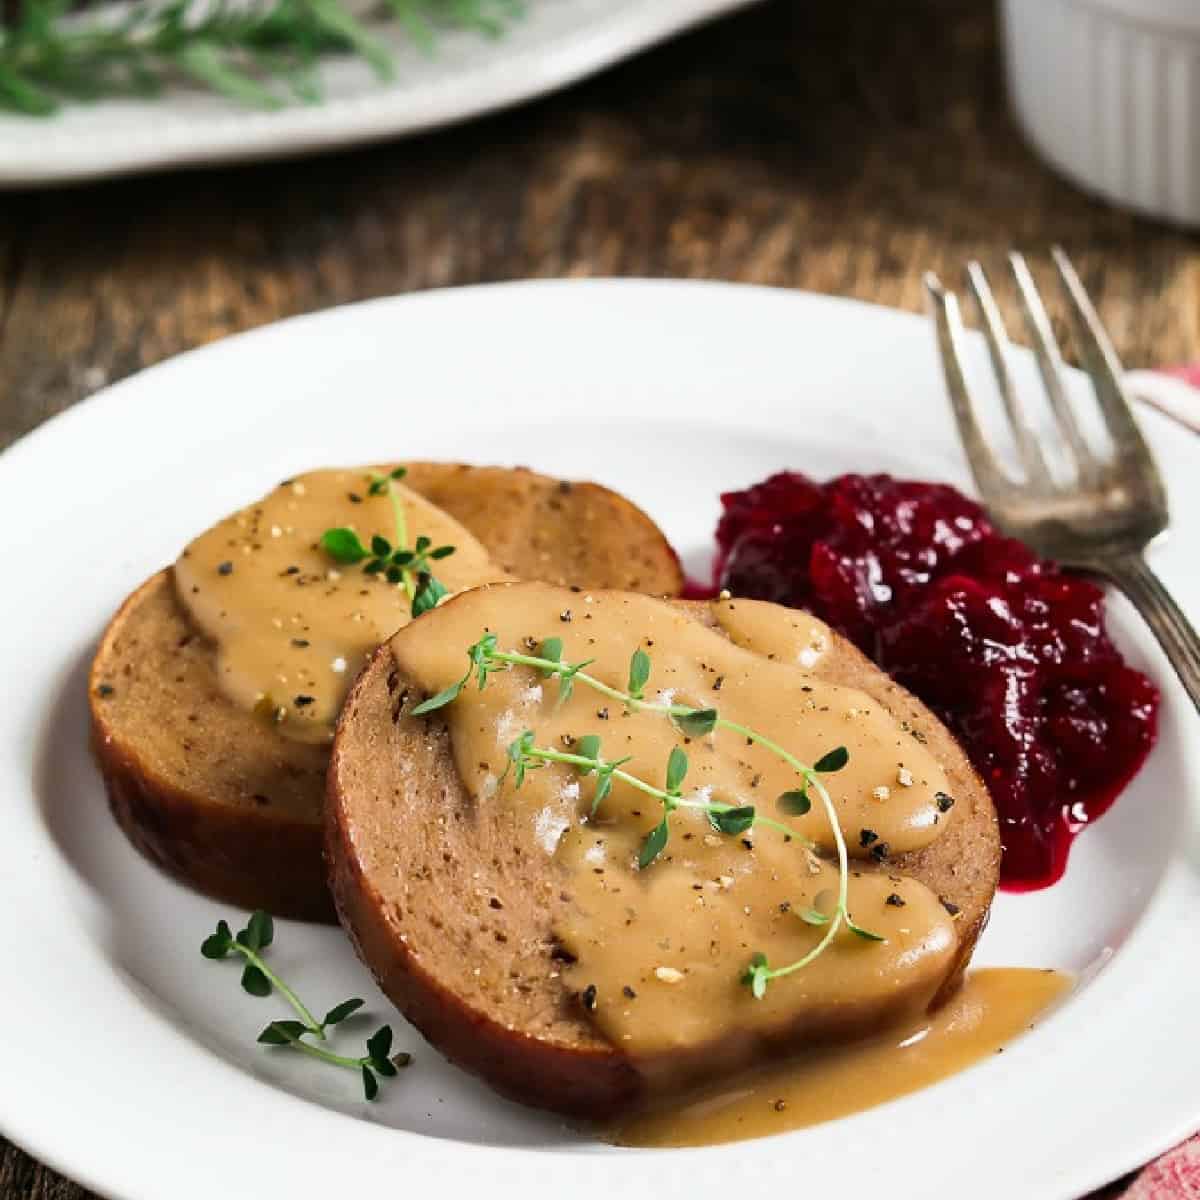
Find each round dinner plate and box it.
[0,279,1197,1200]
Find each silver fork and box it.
[924,247,1200,714]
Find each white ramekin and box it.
[1001,0,1200,228]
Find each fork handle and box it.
[1099,554,1200,715]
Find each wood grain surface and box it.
[1,0,1189,1194]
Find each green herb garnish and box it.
[201,910,411,1099]
[414,638,885,994]
[504,737,797,868]
[0,0,522,117]
[321,466,455,619]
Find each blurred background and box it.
[0,0,1197,457]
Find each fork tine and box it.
[965,261,1053,487]
[924,271,1012,499]
[1008,251,1097,481]
[1050,246,1159,468]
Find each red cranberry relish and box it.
[714,472,1159,889]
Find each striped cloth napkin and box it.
[1103,1139,1200,1199]
[1093,368,1199,1199]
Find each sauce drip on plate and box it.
[611,967,1071,1146]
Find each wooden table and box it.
[1,0,1192,1193]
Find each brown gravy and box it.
[392,583,959,1071]
[610,967,1071,1147]
[174,467,509,743]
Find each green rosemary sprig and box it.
[201,910,411,1099]
[321,466,455,617]
[413,634,885,994]
[0,0,521,116]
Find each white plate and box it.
[1,280,1197,1200]
[0,0,756,187]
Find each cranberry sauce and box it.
[713,472,1159,889]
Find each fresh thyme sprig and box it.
[201,910,411,1099]
[258,1019,408,1100]
[413,634,884,994]
[321,465,455,617]
[503,733,807,867]
[0,0,522,117]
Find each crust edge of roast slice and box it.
[90,571,336,920]
[326,594,1001,1119]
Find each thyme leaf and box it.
[320,467,454,618]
